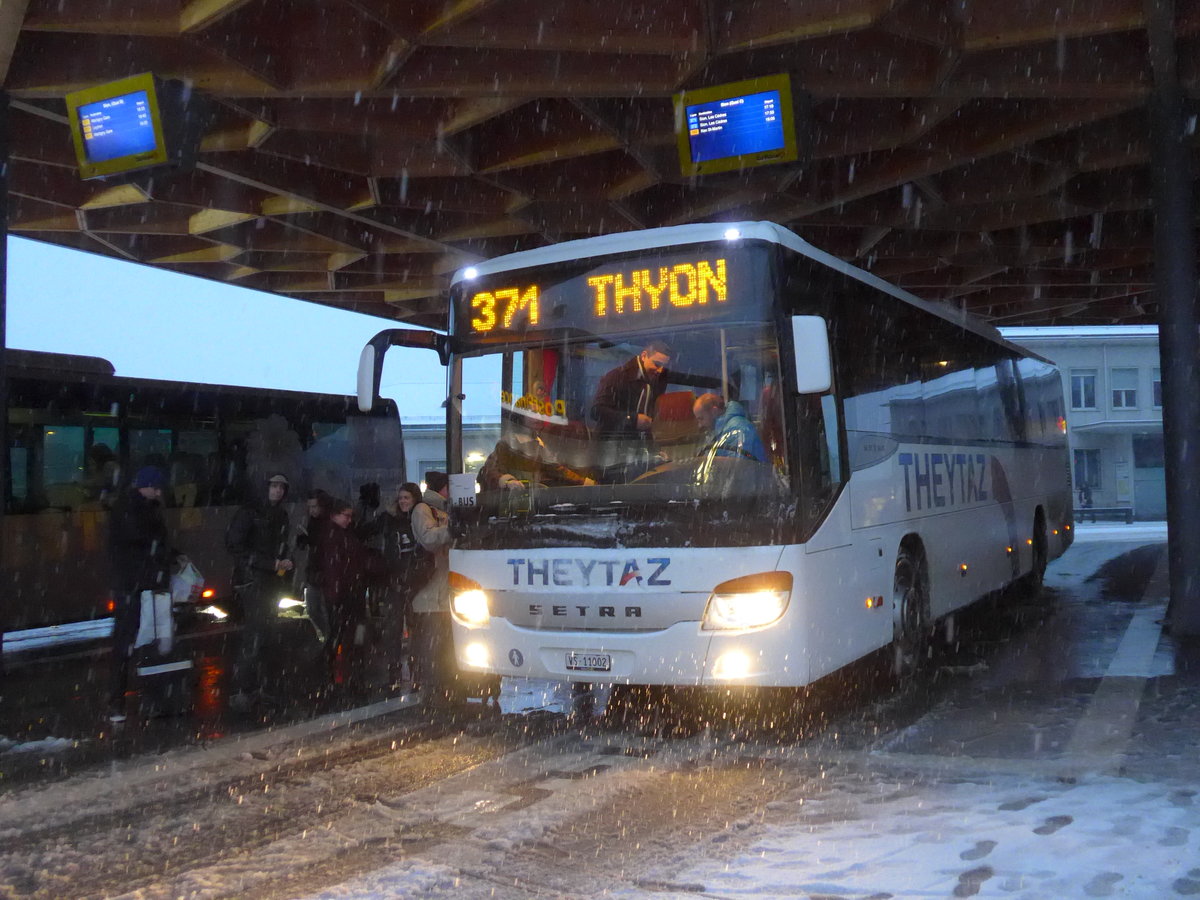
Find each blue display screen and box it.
[77,90,158,163]
[685,89,785,163]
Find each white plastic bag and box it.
[135,590,174,654]
[170,559,204,605]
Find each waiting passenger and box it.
[296,488,334,642]
[368,482,434,688]
[692,393,768,464]
[317,498,379,695]
[224,473,293,709]
[105,466,177,723]
[409,473,452,701]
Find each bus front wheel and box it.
[892,548,930,679]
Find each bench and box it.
[1074,506,1134,524]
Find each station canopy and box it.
[4,0,1198,329]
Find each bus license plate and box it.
[566,652,612,672]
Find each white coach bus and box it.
[359,221,1073,692]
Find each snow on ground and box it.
[4,523,1189,900]
[665,767,1200,899]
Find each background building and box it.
[1003,327,1164,520]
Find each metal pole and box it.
[0,90,9,672]
[1145,0,1200,638]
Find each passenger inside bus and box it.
[478,379,596,490]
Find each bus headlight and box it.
[449,572,491,626]
[701,572,792,631]
[452,589,491,626]
[277,596,304,610]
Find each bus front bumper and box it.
[450,618,808,687]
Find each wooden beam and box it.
[21,1,177,36]
[150,243,242,264]
[180,0,253,33]
[420,0,503,37]
[0,0,30,83]
[962,0,1143,51]
[80,183,152,210]
[716,0,895,52]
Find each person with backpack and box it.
[408,472,453,701]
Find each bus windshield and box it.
[451,244,796,549]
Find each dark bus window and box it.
[43,424,85,509]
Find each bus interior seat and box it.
[652,390,699,443]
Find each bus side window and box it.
[43,424,86,510]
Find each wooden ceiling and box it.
[4,0,1198,329]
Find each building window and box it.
[1133,435,1164,469]
[1074,448,1101,490]
[1070,370,1097,409]
[1111,368,1138,409]
[1153,368,1162,408]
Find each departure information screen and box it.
[453,244,770,342]
[77,90,158,163]
[685,89,785,163]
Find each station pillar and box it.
[1145,0,1200,639]
[1,90,8,670]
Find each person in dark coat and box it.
[591,340,672,440]
[224,473,293,705]
[359,482,433,688]
[317,498,379,692]
[105,466,174,723]
[296,488,333,641]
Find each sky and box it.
[4,236,447,415]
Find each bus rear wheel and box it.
[892,548,930,679]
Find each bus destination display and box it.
[464,255,739,339]
[686,90,784,163]
[77,90,158,164]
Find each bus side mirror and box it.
[357,328,450,412]
[357,344,379,412]
[791,316,832,394]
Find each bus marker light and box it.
[959,564,969,576]
[464,642,490,668]
[1053,529,1059,535]
[1006,546,1014,554]
[1027,538,1034,545]
[723,227,742,241]
[201,588,215,599]
[713,650,752,680]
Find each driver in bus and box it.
[590,340,672,440]
[692,392,768,464]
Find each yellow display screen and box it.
[456,247,763,342]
